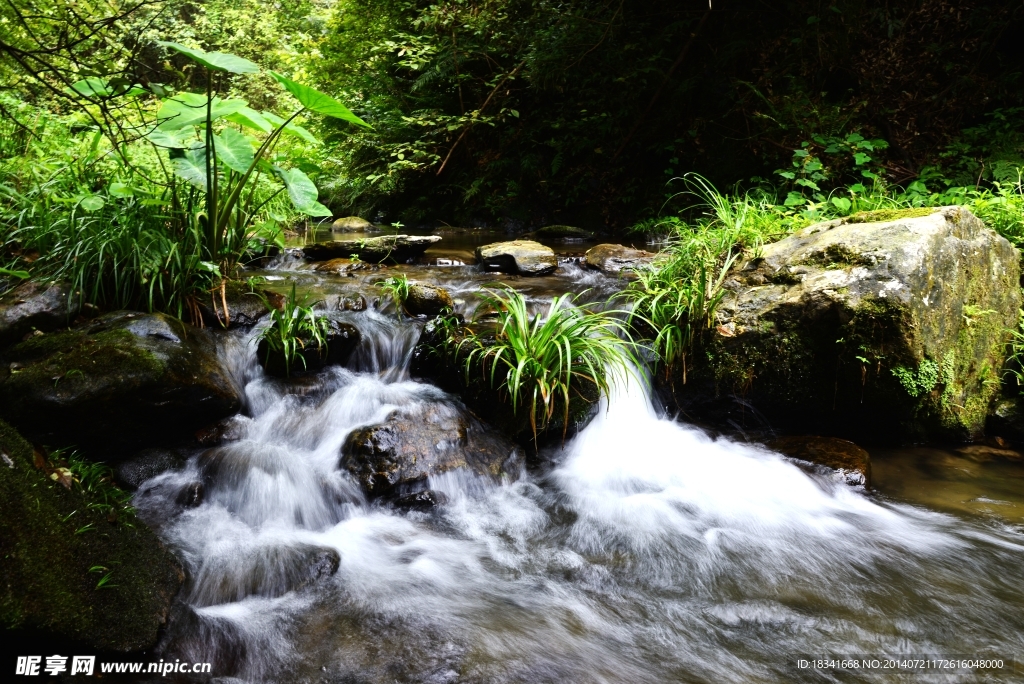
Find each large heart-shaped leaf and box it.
[226,106,273,133]
[269,72,370,128]
[275,167,331,216]
[146,127,188,149]
[171,148,209,189]
[262,111,320,145]
[157,94,247,130]
[213,128,255,173]
[157,41,259,74]
[67,77,113,97]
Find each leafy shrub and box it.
[256,284,330,377]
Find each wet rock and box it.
[331,216,375,232]
[0,418,183,651]
[393,489,449,511]
[405,284,454,316]
[987,398,1024,443]
[341,402,522,498]
[115,447,190,490]
[197,282,272,328]
[256,317,361,377]
[664,207,1020,442]
[314,257,379,274]
[0,280,80,347]
[188,544,339,607]
[0,311,242,455]
[175,481,205,508]
[525,225,595,240]
[303,235,442,263]
[584,243,656,275]
[476,240,557,276]
[768,435,872,487]
[195,415,246,447]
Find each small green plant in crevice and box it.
[453,286,638,442]
[50,447,135,522]
[377,274,410,314]
[1003,306,1024,392]
[892,359,940,398]
[256,283,330,376]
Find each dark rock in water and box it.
[256,317,361,377]
[195,415,246,447]
[0,311,242,455]
[303,235,442,263]
[525,225,595,240]
[663,207,1020,442]
[115,447,190,490]
[476,240,557,276]
[405,284,454,316]
[175,481,205,508]
[198,283,272,328]
[331,216,375,232]
[987,398,1024,443]
[584,243,655,276]
[0,280,80,348]
[394,489,449,511]
[341,401,522,498]
[314,257,380,275]
[768,435,872,488]
[0,418,183,651]
[955,443,1024,462]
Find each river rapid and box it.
[133,254,1024,683]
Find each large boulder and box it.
[0,311,242,454]
[584,243,655,275]
[664,207,1020,441]
[0,280,80,347]
[303,235,442,263]
[0,419,183,651]
[768,435,871,487]
[476,240,557,276]
[341,401,522,499]
[331,216,375,232]
[404,284,454,316]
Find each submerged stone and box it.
[475,240,557,276]
[525,225,595,240]
[665,207,1020,441]
[0,311,242,455]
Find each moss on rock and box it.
[0,419,182,651]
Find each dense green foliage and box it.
[452,287,637,441]
[256,284,331,376]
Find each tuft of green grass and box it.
[377,274,410,313]
[453,286,638,442]
[256,283,330,377]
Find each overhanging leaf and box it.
[156,41,259,74]
[157,94,247,130]
[66,77,112,97]
[213,128,255,173]
[146,128,188,149]
[226,106,273,133]
[275,167,331,216]
[269,71,370,128]
[171,148,209,189]
[262,111,320,144]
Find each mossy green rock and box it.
[0,419,182,651]
[0,280,80,347]
[0,311,241,454]
[668,206,1020,441]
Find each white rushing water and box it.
[134,309,1024,684]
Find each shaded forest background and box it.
[2,0,1023,230]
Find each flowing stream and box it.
[134,263,1024,683]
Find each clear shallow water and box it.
[134,275,1024,683]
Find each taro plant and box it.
[455,286,637,442]
[256,284,331,377]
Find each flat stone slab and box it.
[303,235,441,263]
[476,240,557,276]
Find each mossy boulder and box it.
[341,401,522,499]
[0,311,242,454]
[303,235,442,263]
[475,240,557,276]
[0,419,183,651]
[0,280,80,347]
[665,206,1020,442]
[404,284,454,316]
